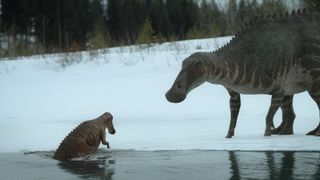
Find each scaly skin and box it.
[166,10,320,138]
[53,112,116,161]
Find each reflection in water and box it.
[315,163,320,179]
[229,151,240,180]
[24,150,115,179]
[58,159,114,179]
[19,150,320,180]
[228,151,320,180]
[279,152,294,180]
[266,151,276,180]
[57,150,115,179]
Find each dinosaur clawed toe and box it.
[306,129,320,136]
[271,121,293,135]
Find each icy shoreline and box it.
[1,150,319,180]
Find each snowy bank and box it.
[0,36,319,153]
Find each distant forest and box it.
[0,0,319,58]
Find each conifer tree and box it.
[198,0,226,37]
[149,0,173,40]
[107,0,123,43]
[166,0,199,39]
[137,18,155,44]
[122,0,147,44]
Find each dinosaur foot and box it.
[226,131,234,138]
[226,134,233,138]
[102,140,110,148]
[307,131,315,135]
[307,129,320,136]
[271,127,281,134]
[271,121,294,135]
[278,128,293,135]
[264,130,272,136]
[306,128,319,136]
[272,126,293,135]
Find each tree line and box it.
[0,0,317,58]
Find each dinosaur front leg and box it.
[100,132,110,148]
[102,140,110,148]
[265,93,283,136]
[226,89,241,138]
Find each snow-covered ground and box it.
[0,36,319,153]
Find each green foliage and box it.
[89,21,110,50]
[15,42,34,57]
[186,26,204,40]
[137,18,155,44]
[88,0,110,50]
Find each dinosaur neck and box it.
[205,53,237,85]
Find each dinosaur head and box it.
[100,112,116,134]
[166,52,210,103]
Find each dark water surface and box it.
[0,150,319,180]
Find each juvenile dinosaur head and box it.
[166,52,210,103]
[100,112,116,134]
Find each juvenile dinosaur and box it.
[53,112,116,161]
[166,9,320,138]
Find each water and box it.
[0,150,319,180]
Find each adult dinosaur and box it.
[166,10,320,138]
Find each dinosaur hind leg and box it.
[279,95,295,134]
[307,123,320,136]
[271,95,295,135]
[307,91,320,136]
[265,93,283,136]
[75,141,98,157]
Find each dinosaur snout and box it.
[165,88,186,103]
[109,129,116,135]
